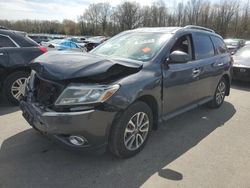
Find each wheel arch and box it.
[222,74,230,96]
[137,95,159,130]
[7,67,31,75]
[0,67,30,90]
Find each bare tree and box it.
[115,2,143,30]
[1,0,250,38]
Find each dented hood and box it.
[30,51,143,81]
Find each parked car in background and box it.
[41,39,84,52]
[232,45,250,81]
[67,37,85,43]
[28,34,52,44]
[245,40,250,45]
[67,37,88,48]
[0,28,47,105]
[238,39,246,47]
[224,39,241,55]
[84,36,109,51]
[20,26,232,158]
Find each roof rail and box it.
[184,25,215,33]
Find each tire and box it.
[3,71,29,105]
[109,101,153,158]
[208,77,227,108]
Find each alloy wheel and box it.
[124,112,150,151]
[11,77,28,100]
[215,81,226,105]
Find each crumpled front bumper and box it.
[20,100,117,149]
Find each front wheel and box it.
[109,101,153,158]
[3,71,29,105]
[208,77,227,108]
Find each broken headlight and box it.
[55,84,120,106]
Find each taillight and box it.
[39,46,48,53]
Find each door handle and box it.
[192,68,201,77]
[0,53,4,56]
[215,62,224,67]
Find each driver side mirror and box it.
[169,50,191,64]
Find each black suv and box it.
[0,28,47,105]
[20,26,232,158]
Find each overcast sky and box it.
[0,0,184,21]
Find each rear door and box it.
[1,34,42,68]
[0,48,8,68]
[191,32,218,99]
[0,48,8,80]
[210,36,231,92]
[0,35,13,67]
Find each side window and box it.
[211,36,227,54]
[170,35,193,60]
[193,34,215,60]
[0,36,16,48]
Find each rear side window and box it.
[12,33,38,47]
[21,35,39,47]
[211,36,227,54]
[193,34,215,60]
[0,35,16,48]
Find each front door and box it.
[162,34,202,117]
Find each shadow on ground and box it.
[231,80,250,91]
[0,102,236,188]
[0,95,19,116]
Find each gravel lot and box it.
[0,81,249,188]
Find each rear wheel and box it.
[3,71,29,105]
[109,101,153,158]
[208,77,227,108]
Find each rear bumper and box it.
[20,100,117,150]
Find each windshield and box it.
[91,32,172,61]
[235,45,250,58]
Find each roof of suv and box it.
[131,25,221,37]
[0,29,38,47]
[133,27,182,33]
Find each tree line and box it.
[1,0,250,39]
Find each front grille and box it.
[33,75,64,107]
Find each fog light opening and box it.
[69,135,86,146]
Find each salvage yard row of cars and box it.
[0,25,249,158]
[224,38,250,82]
[29,34,109,52]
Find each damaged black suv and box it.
[20,26,232,158]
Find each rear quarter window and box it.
[13,33,38,47]
[211,36,227,54]
[0,35,17,48]
[193,34,215,60]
